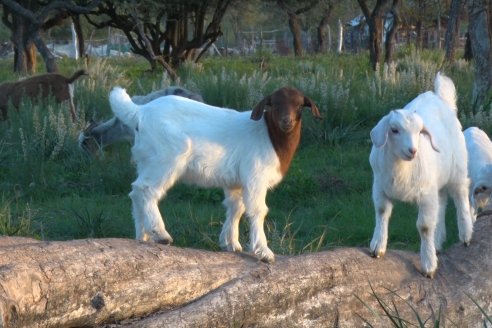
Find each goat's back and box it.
[131,95,282,189]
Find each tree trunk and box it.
[316,5,333,54]
[445,0,463,63]
[1,216,492,327]
[369,16,384,70]
[71,14,85,57]
[288,12,303,57]
[357,0,389,70]
[31,32,58,73]
[384,0,400,64]
[337,19,343,53]
[415,0,425,50]
[467,0,492,113]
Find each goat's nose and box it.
[409,147,417,155]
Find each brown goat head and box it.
[250,87,321,132]
[250,87,321,176]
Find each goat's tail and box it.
[110,87,140,130]
[434,72,457,112]
[66,69,88,84]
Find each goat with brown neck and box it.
[109,86,321,263]
[251,87,322,175]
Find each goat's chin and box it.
[279,125,295,133]
[398,153,416,161]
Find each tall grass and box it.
[0,51,481,255]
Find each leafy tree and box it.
[85,0,234,76]
[274,0,318,56]
[1,0,100,73]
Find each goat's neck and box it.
[264,115,301,176]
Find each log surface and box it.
[0,216,491,327]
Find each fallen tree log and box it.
[0,216,491,327]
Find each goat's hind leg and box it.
[434,190,448,253]
[219,188,245,252]
[449,182,473,246]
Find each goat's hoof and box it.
[156,238,172,245]
[255,248,275,263]
[221,241,243,253]
[155,236,173,245]
[463,241,470,247]
[423,269,436,279]
[370,250,385,258]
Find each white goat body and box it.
[369,72,473,278]
[464,127,492,218]
[109,86,320,262]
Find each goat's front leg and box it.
[370,183,393,258]
[244,188,274,263]
[130,182,173,245]
[417,192,439,278]
[220,188,245,252]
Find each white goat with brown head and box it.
[109,86,321,263]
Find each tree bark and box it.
[467,0,492,113]
[384,0,400,64]
[444,0,463,63]
[1,215,491,327]
[358,0,390,70]
[288,11,303,56]
[316,4,334,53]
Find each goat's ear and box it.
[303,96,322,119]
[251,95,271,121]
[421,126,440,152]
[370,114,390,148]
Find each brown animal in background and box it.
[0,69,87,121]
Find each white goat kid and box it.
[369,72,473,278]
[109,86,321,263]
[464,127,492,219]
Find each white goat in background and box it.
[464,127,492,219]
[109,86,321,263]
[369,72,473,278]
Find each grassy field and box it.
[0,49,487,256]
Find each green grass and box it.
[0,51,485,256]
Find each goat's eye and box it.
[391,128,399,134]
